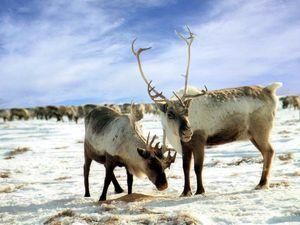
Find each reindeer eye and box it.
[167,112,176,120]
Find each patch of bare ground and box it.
[102,193,160,204]
[44,209,111,225]
[0,170,10,178]
[53,146,68,149]
[278,153,293,161]
[168,174,181,179]
[0,184,25,193]
[99,203,117,212]
[269,181,289,188]
[227,157,262,166]
[76,140,84,143]
[288,171,300,176]
[54,176,71,181]
[211,159,221,167]
[143,212,198,225]
[278,130,291,135]
[44,209,75,225]
[4,147,30,159]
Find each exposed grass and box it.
[54,176,71,181]
[53,146,68,149]
[0,184,25,193]
[278,153,293,161]
[0,171,10,178]
[290,171,300,176]
[102,193,158,204]
[44,209,102,225]
[43,209,75,225]
[136,212,199,225]
[270,181,289,188]
[4,147,30,159]
[227,157,263,166]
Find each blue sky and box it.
[0,0,299,108]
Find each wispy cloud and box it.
[0,0,299,108]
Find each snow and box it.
[0,109,299,224]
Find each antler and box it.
[149,133,177,169]
[176,25,195,98]
[143,131,177,169]
[132,39,169,104]
[175,26,207,102]
[163,149,177,169]
[146,132,158,152]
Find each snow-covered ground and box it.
[0,109,299,225]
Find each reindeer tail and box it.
[264,82,282,94]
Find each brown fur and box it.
[206,85,272,102]
[9,108,30,120]
[85,106,120,134]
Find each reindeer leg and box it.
[99,163,115,201]
[83,153,92,197]
[111,172,124,193]
[126,169,133,194]
[193,144,205,195]
[250,138,275,189]
[180,147,193,197]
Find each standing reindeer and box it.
[132,27,282,196]
[84,106,176,201]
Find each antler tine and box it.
[173,91,185,108]
[147,81,169,104]
[184,85,208,98]
[175,25,195,46]
[131,39,152,57]
[146,132,150,146]
[149,134,157,147]
[131,39,152,85]
[171,151,177,162]
[185,25,195,41]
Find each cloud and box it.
[0,0,299,108]
[144,0,300,92]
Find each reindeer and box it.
[132,27,282,196]
[84,106,176,201]
[9,108,30,121]
[0,109,10,122]
[83,104,98,116]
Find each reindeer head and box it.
[135,131,176,190]
[132,26,207,143]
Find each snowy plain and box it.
[0,108,299,225]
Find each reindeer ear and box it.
[184,99,192,108]
[137,148,151,159]
[156,103,167,113]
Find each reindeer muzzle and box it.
[180,129,193,142]
[155,173,168,191]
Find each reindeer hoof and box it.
[195,189,205,195]
[115,188,124,194]
[99,196,106,201]
[180,190,192,197]
[84,193,91,197]
[255,184,269,190]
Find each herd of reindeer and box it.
[0,103,155,123]
[1,27,299,201]
[0,96,297,124]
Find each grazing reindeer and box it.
[9,108,30,121]
[132,27,282,196]
[0,109,10,122]
[84,106,176,201]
